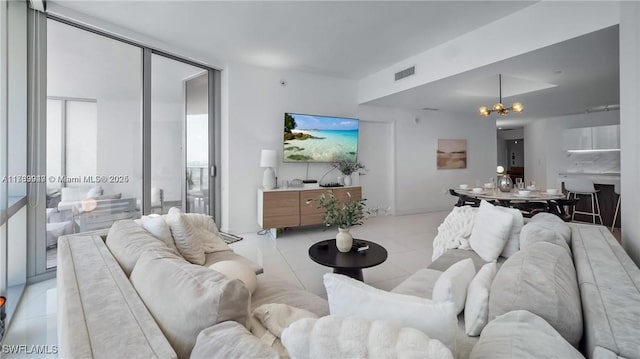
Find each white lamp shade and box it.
[260,149,278,168]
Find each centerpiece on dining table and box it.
[307,191,368,252]
[496,165,513,193]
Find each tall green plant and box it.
[308,191,367,229]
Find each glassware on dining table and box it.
[515,177,523,189]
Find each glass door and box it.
[150,54,211,215]
[46,19,143,269]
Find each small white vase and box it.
[343,174,352,186]
[336,227,353,253]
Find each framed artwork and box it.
[437,139,467,169]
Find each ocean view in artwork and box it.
[284,113,359,162]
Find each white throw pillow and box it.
[165,207,205,265]
[495,206,524,258]
[432,258,476,314]
[183,213,230,253]
[464,262,498,336]
[323,273,457,352]
[86,186,103,198]
[209,260,257,294]
[468,200,513,261]
[140,214,177,250]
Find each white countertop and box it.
[259,184,361,192]
[558,173,620,186]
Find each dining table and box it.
[453,187,566,207]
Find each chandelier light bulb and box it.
[479,106,490,116]
[493,103,504,111]
[512,102,524,113]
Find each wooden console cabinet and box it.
[258,186,362,229]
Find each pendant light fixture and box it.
[479,74,523,117]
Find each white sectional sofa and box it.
[57,216,640,358]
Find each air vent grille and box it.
[394,66,415,81]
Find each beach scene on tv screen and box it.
[284,113,358,162]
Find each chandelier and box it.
[479,74,523,116]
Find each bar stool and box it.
[611,183,621,232]
[565,178,603,225]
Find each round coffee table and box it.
[308,239,388,281]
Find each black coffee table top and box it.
[308,239,388,270]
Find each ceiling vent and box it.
[421,107,439,111]
[395,66,415,81]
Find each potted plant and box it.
[309,191,367,252]
[332,160,365,186]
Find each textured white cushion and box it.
[165,207,205,265]
[464,262,498,336]
[86,186,103,198]
[432,258,476,314]
[529,213,571,243]
[282,316,454,359]
[469,200,513,261]
[489,242,582,347]
[140,214,176,250]
[323,273,457,352]
[520,222,571,254]
[183,213,230,253]
[495,206,524,258]
[209,260,257,294]
[470,310,584,359]
[130,249,250,359]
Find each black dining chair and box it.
[449,189,481,207]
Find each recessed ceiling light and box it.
[498,127,503,130]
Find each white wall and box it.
[524,110,619,190]
[222,63,360,232]
[620,2,640,266]
[497,139,507,169]
[222,67,498,232]
[358,105,496,216]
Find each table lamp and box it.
[260,149,277,190]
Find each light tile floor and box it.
[3,211,449,356]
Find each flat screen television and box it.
[283,112,359,163]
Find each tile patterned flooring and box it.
[3,211,449,356]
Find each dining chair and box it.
[611,183,621,232]
[564,178,603,225]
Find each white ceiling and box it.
[48,1,618,129]
[366,25,620,128]
[51,0,534,78]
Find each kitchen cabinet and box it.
[562,127,592,150]
[562,125,620,151]
[592,125,620,149]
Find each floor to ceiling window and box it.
[45,20,143,268]
[151,56,211,215]
[42,18,219,270]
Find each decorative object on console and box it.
[332,160,365,186]
[289,178,304,188]
[478,74,524,117]
[260,149,277,190]
[437,139,467,169]
[309,191,367,253]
